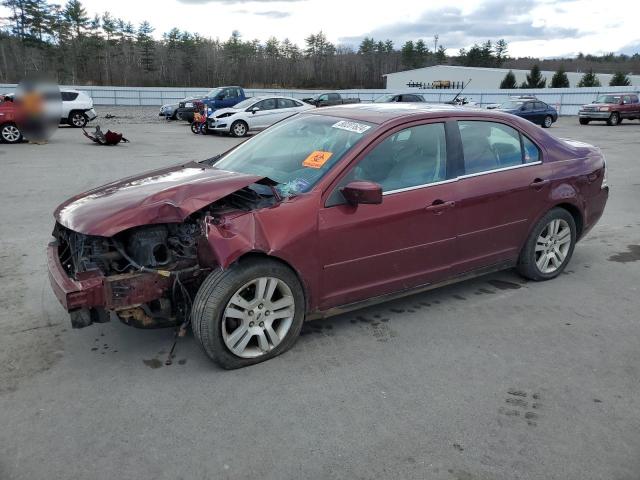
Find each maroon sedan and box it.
[48,104,609,368]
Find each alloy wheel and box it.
[221,277,295,358]
[72,113,86,127]
[534,219,571,274]
[233,122,246,137]
[1,125,20,143]
[544,115,553,128]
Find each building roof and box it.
[382,64,635,77]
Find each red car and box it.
[0,94,23,143]
[48,104,609,368]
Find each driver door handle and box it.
[529,178,550,189]
[426,200,456,214]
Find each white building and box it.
[383,65,640,90]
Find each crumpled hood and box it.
[209,107,238,119]
[54,162,263,237]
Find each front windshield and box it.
[374,94,395,103]
[595,95,621,104]
[206,88,223,98]
[500,101,523,109]
[214,115,375,197]
[232,98,256,110]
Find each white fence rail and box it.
[2,84,639,115]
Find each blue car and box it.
[498,98,558,128]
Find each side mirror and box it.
[250,106,260,114]
[341,181,382,206]
[217,94,225,100]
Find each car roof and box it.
[305,103,477,124]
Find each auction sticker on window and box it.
[332,120,371,134]
[303,151,333,168]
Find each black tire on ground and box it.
[68,111,88,128]
[607,112,620,126]
[517,207,577,281]
[579,118,590,125]
[190,122,201,134]
[191,258,305,369]
[542,115,553,128]
[0,123,23,144]
[230,120,248,137]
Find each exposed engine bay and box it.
[52,184,279,329]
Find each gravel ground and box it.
[0,114,639,480]
[93,105,171,125]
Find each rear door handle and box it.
[426,200,456,214]
[529,178,550,189]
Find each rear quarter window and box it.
[61,92,79,101]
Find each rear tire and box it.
[517,208,576,281]
[0,123,22,144]
[607,112,620,126]
[190,122,200,134]
[230,120,248,137]
[69,111,88,128]
[191,258,305,369]
[579,118,590,125]
[542,115,553,128]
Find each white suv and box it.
[61,90,97,127]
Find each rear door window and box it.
[458,121,540,174]
[328,93,340,101]
[277,98,297,109]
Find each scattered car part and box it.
[82,125,129,145]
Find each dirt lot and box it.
[0,111,639,480]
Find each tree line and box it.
[499,64,633,89]
[1,0,638,89]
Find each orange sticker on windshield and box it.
[303,151,333,169]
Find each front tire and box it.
[230,120,248,137]
[191,258,305,369]
[190,122,201,134]
[607,112,620,126]
[0,123,22,143]
[579,118,590,125]
[542,115,553,128]
[69,111,88,128]
[517,208,576,281]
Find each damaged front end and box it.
[48,178,280,330]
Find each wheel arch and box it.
[233,251,311,313]
[553,202,584,240]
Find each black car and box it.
[374,93,426,103]
[497,98,558,128]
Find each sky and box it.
[4,0,640,58]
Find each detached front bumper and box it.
[47,242,173,328]
[85,108,97,122]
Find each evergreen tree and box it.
[435,45,447,64]
[577,69,601,87]
[499,70,517,89]
[609,71,631,86]
[523,64,546,88]
[63,0,88,38]
[137,20,155,72]
[494,39,508,66]
[401,40,415,68]
[550,66,570,88]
